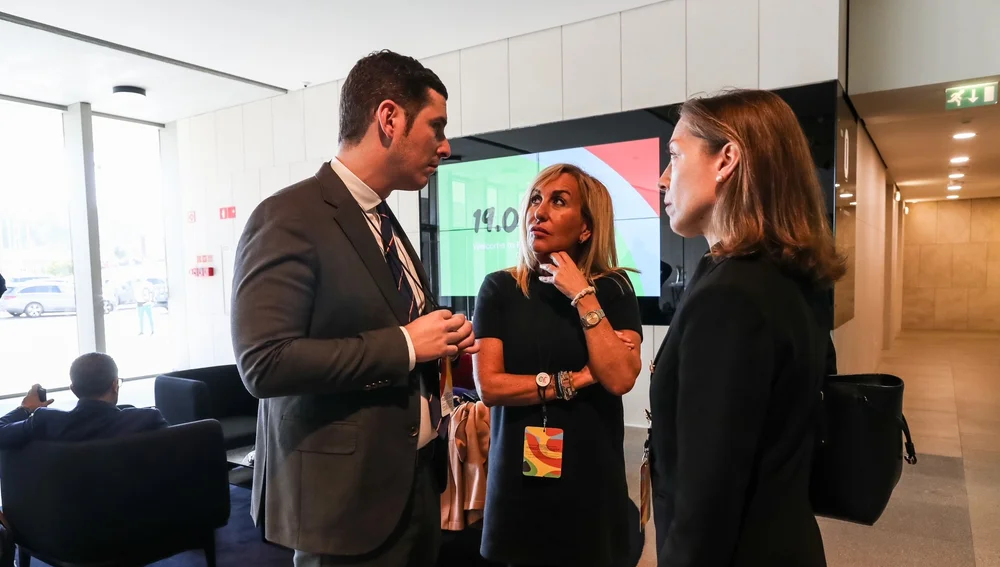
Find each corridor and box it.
[627,330,1000,567]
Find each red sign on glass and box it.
[219,206,236,220]
[196,255,214,263]
[187,211,197,223]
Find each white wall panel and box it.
[189,113,217,180]
[760,0,840,89]
[231,169,261,242]
[290,160,323,185]
[395,190,421,236]
[562,14,622,119]
[213,315,236,365]
[304,80,341,161]
[508,28,563,128]
[214,106,244,176]
[242,98,274,169]
[260,164,290,199]
[205,170,236,252]
[460,40,510,135]
[687,0,758,95]
[272,91,306,166]
[622,1,686,110]
[420,52,463,139]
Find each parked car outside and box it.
[0,280,115,317]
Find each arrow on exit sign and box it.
[946,82,998,110]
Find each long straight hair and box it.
[511,163,631,296]
[680,90,846,285]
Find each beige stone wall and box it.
[902,198,1000,331]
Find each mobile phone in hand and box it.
[37,387,47,402]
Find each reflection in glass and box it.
[93,118,173,379]
[834,96,858,329]
[0,101,77,395]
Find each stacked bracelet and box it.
[570,286,596,307]
[555,373,565,399]
[557,371,577,400]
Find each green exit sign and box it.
[946,82,998,110]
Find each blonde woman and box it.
[473,163,642,567]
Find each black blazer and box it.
[649,253,828,567]
[0,400,167,449]
[231,163,441,556]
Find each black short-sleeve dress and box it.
[472,269,643,567]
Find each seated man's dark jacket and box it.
[0,399,168,449]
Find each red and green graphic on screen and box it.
[436,138,661,297]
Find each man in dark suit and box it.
[0,353,167,448]
[231,50,477,567]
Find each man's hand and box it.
[453,316,480,357]
[20,384,52,413]
[406,310,475,363]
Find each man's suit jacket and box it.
[231,163,440,556]
[0,399,167,449]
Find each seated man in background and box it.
[0,352,167,449]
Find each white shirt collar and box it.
[330,157,383,212]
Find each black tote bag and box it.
[810,373,918,525]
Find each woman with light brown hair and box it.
[650,90,843,567]
[473,163,642,566]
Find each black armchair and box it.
[154,365,258,450]
[0,420,231,567]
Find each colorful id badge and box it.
[523,426,564,478]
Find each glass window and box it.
[92,117,172,378]
[0,100,78,397]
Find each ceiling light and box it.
[895,190,901,202]
[849,201,857,206]
[112,85,146,99]
[949,173,965,179]
[953,132,976,140]
[948,184,962,191]
[947,195,960,200]
[904,206,910,214]
[839,192,854,198]
[834,183,841,188]
[951,156,970,164]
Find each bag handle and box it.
[900,414,917,465]
[858,394,918,465]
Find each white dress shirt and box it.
[329,159,435,448]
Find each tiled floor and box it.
[625,330,1000,567]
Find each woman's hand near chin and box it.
[538,251,590,299]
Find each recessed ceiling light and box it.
[953,132,977,140]
[951,156,970,164]
[834,183,841,188]
[904,206,910,214]
[895,190,901,202]
[947,195,960,199]
[948,184,962,191]
[839,192,854,198]
[849,201,857,206]
[949,173,965,179]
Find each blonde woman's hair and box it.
[510,163,632,296]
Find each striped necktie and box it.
[375,202,449,432]
[375,202,419,322]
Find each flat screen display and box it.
[436,138,662,298]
